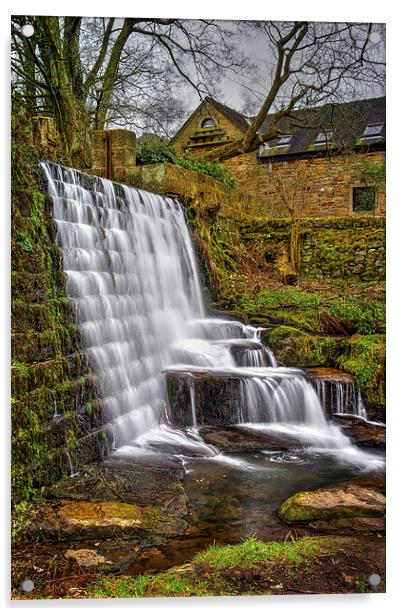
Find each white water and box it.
[41,162,380,468]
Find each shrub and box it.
[136,140,237,188]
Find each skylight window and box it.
[276,134,292,147]
[314,130,333,145]
[362,123,384,138]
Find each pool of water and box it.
[126,446,384,575]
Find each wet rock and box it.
[333,415,385,448]
[304,516,385,534]
[305,367,355,384]
[199,426,303,452]
[166,368,243,427]
[26,499,188,542]
[142,439,216,458]
[65,548,113,569]
[304,367,363,416]
[278,474,385,534]
[65,540,142,572]
[46,459,188,516]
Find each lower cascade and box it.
[41,161,379,469]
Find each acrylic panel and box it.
[10,14,386,601]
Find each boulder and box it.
[333,415,385,448]
[26,499,188,542]
[199,426,304,452]
[278,474,385,534]
[46,458,188,516]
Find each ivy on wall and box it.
[136,141,238,189]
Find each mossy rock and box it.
[24,498,188,542]
[278,480,385,525]
[336,334,385,407]
[262,326,341,367]
[46,460,188,516]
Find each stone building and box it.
[170,96,386,217]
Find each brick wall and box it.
[223,150,385,218]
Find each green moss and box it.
[336,334,385,406]
[136,140,237,188]
[87,536,326,599]
[278,489,383,523]
[194,536,323,568]
[263,326,340,367]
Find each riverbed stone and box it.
[45,458,188,516]
[333,415,386,448]
[64,540,142,572]
[65,548,113,569]
[26,499,188,542]
[278,474,385,534]
[199,425,304,452]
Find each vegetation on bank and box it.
[187,204,385,412]
[136,140,238,188]
[85,537,327,598]
[13,534,384,599]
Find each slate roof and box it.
[171,95,385,158]
[204,96,251,133]
[258,96,386,158]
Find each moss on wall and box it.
[11,103,106,506]
[336,335,386,409]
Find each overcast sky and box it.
[179,20,386,118]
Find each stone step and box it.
[165,365,308,427]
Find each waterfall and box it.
[313,378,367,419]
[41,162,364,459]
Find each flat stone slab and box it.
[64,540,143,572]
[333,415,385,448]
[278,473,385,534]
[46,458,187,516]
[27,499,188,542]
[304,367,355,384]
[199,425,304,452]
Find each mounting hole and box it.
[20,579,34,592]
[369,32,381,45]
[368,573,381,587]
[21,24,35,38]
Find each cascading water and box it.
[41,162,379,468]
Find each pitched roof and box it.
[203,96,250,133]
[170,96,249,145]
[171,95,386,157]
[259,96,386,158]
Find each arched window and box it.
[201,117,217,129]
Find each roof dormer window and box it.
[362,123,384,138]
[314,130,333,145]
[276,134,292,147]
[201,117,217,129]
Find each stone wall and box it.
[91,129,136,182]
[223,150,386,218]
[241,217,385,283]
[125,162,248,210]
[299,219,385,280]
[11,112,110,505]
[171,100,245,155]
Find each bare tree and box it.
[11,16,247,165]
[204,21,385,161]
